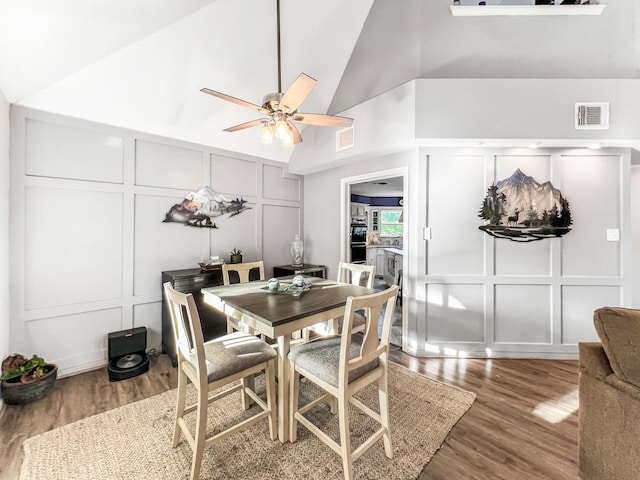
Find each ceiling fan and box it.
[200,0,353,146]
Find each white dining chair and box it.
[222,261,265,336]
[163,282,277,480]
[288,285,399,480]
[306,262,376,338]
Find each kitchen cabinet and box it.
[366,247,377,267]
[366,247,385,278]
[383,248,403,286]
[370,209,379,232]
[350,202,367,219]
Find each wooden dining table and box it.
[201,276,375,442]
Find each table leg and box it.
[277,334,291,442]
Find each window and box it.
[380,209,403,237]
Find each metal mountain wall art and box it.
[163,186,250,229]
[478,169,572,242]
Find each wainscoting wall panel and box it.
[494,284,551,344]
[10,107,303,377]
[25,119,124,183]
[262,164,301,202]
[211,154,258,197]
[425,283,485,343]
[132,194,203,297]
[418,148,631,358]
[135,140,204,189]
[209,202,259,264]
[24,186,123,310]
[132,302,163,353]
[24,308,123,373]
[262,204,302,269]
[561,285,621,344]
[559,154,621,277]
[426,154,485,276]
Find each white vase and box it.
[290,234,304,266]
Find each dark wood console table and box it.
[273,263,326,279]
[161,267,227,366]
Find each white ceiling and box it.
[351,176,403,197]
[0,0,374,163]
[2,1,638,166]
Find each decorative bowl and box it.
[199,261,224,271]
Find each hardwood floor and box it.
[0,350,580,480]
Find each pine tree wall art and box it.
[478,168,572,242]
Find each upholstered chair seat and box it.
[287,335,378,388]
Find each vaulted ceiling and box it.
[2,0,638,165]
[0,0,374,163]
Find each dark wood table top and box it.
[202,277,374,327]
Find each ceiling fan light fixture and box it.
[281,126,294,147]
[200,0,353,146]
[275,116,289,139]
[261,122,274,144]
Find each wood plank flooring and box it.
[0,350,580,480]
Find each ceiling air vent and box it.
[575,102,609,130]
[336,126,354,151]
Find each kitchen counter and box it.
[381,247,403,255]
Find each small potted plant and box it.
[230,248,243,264]
[1,353,58,405]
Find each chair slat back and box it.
[337,261,376,288]
[163,282,206,376]
[339,285,399,381]
[222,261,265,285]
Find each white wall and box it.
[291,78,640,175]
[9,106,303,377]
[416,147,631,359]
[304,149,415,279]
[331,0,640,113]
[304,146,634,359]
[0,90,9,380]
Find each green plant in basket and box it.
[1,354,48,381]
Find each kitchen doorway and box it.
[340,167,407,348]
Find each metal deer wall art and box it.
[478,169,572,242]
[163,186,250,229]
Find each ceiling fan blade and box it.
[279,73,316,114]
[201,88,270,115]
[292,112,353,128]
[287,121,303,144]
[223,119,265,132]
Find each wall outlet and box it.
[423,227,431,240]
[606,228,620,242]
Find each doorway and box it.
[341,167,407,348]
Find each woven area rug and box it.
[20,363,475,480]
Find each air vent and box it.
[575,102,609,130]
[336,126,354,151]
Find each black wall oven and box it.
[350,224,367,264]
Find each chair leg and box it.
[226,317,236,334]
[338,394,354,480]
[379,369,393,459]
[289,363,300,442]
[329,396,338,414]
[190,386,209,480]
[265,360,277,441]
[240,375,255,410]
[173,365,188,447]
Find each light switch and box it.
[606,228,620,242]
[423,227,431,240]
